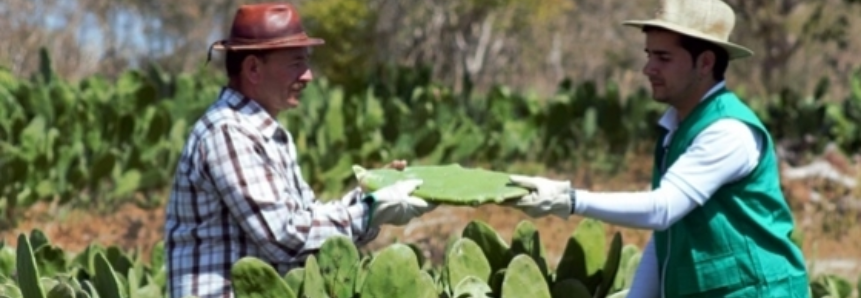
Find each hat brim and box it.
[622,19,753,60]
[211,37,325,51]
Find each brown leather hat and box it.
[209,2,324,55]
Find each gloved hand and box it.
[506,175,573,219]
[365,179,437,227]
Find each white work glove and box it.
[507,175,573,219]
[365,179,437,227]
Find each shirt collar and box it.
[657,80,726,130]
[217,87,283,139]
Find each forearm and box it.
[571,179,699,230]
[224,189,370,262]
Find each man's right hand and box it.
[365,179,436,227]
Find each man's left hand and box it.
[506,175,573,219]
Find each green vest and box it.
[651,87,809,297]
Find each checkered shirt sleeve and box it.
[165,88,380,298]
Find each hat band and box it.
[206,33,312,64]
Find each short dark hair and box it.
[225,49,273,77]
[642,26,729,81]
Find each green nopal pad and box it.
[353,164,529,205]
[231,257,296,298]
[317,236,359,298]
[445,238,492,287]
[501,255,551,298]
[359,244,436,298]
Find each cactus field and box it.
[1,51,861,297]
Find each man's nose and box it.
[642,60,658,76]
[299,69,313,81]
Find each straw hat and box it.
[207,3,324,61]
[622,0,753,59]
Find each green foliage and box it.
[0,224,859,298]
[230,219,631,298]
[2,51,861,228]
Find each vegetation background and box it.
[2,0,861,293]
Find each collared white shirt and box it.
[571,81,765,298]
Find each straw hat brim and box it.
[623,19,753,60]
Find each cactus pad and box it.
[359,244,436,298]
[231,257,296,298]
[353,164,529,205]
[317,236,360,298]
[501,255,551,298]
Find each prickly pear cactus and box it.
[461,220,512,274]
[93,251,124,298]
[16,234,46,298]
[445,238,492,289]
[352,164,529,205]
[452,275,493,298]
[282,268,304,296]
[595,232,623,298]
[46,282,76,298]
[551,279,591,298]
[359,243,436,298]
[231,257,296,298]
[501,255,551,298]
[301,255,327,298]
[555,218,606,289]
[489,269,506,295]
[510,220,549,280]
[613,244,640,291]
[317,236,359,298]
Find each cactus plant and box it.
[595,232,623,298]
[16,233,47,298]
[230,256,296,298]
[45,282,75,298]
[555,218,605,291]
[550,279,591,298]
[501,255,551,298]
[359,243,436,298]
[317,236,359,298]
[445,238,492,290]
[451,275,492,298]
[301,255,327,298]
[510,220,549,280]
[282,268,304,296]
[461,221,512,275]
[92,252,123,298]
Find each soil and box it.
[2,153,860,286]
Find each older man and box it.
[163,3,435,298]
[506,0,809,297]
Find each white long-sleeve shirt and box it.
[571,82,764,297]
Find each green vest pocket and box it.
[674,253,749,296]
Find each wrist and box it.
[569,189,577,214]
[362,193,377,227]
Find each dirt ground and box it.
[2,155,860,284]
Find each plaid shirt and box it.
[164,87,379,298]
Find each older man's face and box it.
[256,47,313,112]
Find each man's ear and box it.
[242,55,263,84]
[697,51,716,77]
